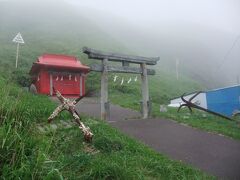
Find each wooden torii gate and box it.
[83,47,159,120]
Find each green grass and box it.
[0,74,214,179]
[107,69,239,140]
[152,106,240,140]
[110,90,240,140]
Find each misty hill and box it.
[0,0,205,104]
[0,0,127,58]
[80,8,240,88]
[1,0,239,89]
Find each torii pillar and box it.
[101,58,109,120]
[141,63,149,119]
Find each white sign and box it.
[127,77,132,84]
[12,32,24,44]
[113,75,118,82]
[12,32,25,68]
[121,77,124,85]
[134,76,138,82]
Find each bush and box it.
[11,69,31,87]
[94,136,123,153]
[84,161,133,180]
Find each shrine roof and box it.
[30,54,90,74]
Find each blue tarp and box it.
[206,85,240,117]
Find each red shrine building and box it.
[29,54,90,96]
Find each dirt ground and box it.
[76,97,240,179]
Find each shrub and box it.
[11,69,31,87]
[94,136,123,153]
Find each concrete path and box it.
[76,98,240,179]
[76,97,141,122]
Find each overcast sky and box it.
[66,0,240,35]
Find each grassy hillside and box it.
[0,0,238,179]
[0,1,221,178]
[0,71,213,179]
[1,0,238,140]
[0,0,204,104]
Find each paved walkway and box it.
[76,98,240,179]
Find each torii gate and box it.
[83,47,159,120]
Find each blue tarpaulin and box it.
[206,85,240,117]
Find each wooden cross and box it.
[48,89,93,142]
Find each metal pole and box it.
[15,43,19,68]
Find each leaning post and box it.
[101,58,109,120]
[141,63,149,119]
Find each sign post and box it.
[12,32,24,68]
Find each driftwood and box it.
[178,91,233,121]
[48,89,93,142]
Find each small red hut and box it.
[29,54,90,97]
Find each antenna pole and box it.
[176,58,179,80]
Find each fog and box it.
[68,0,240,34]
[1,0,240,88]
[66,0,240,87]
